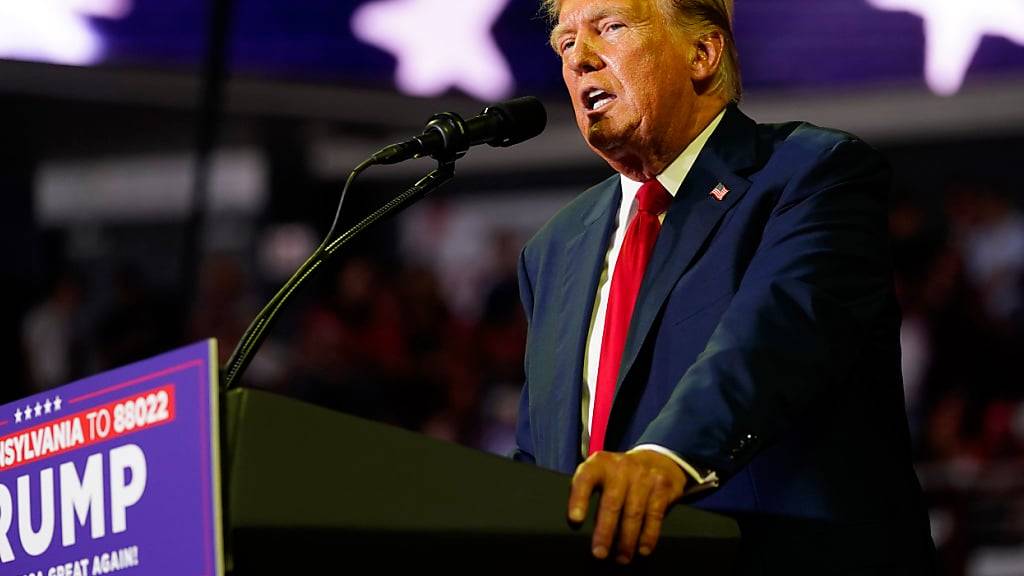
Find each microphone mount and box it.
[423,111,471,163]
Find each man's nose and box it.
[566,36,603,74]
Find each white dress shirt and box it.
[581,109,727,488]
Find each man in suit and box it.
[514,0,935,571]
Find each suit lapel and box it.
[549,176,619,470]
[613,105,760,407]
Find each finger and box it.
[568,459,602,523]
[615,471,654,564]
[637,498,666,556]
[637,472,676,556]
[592,466,628,560]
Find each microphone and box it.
[370,96,547,165]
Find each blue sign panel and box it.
[0,341,223,576]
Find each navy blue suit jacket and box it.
[514,106,934,570]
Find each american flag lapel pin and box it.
[710,182,730,201]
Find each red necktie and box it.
[589,179,672,455]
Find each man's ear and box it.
[690,30,724,82]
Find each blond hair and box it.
[541,0,742,102]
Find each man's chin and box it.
[585,130,650,177]
[585,128,624,155]
[588,132,637,167]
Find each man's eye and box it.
[603,22,625,33]
[561,40,575,53]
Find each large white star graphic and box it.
[351,0,515,100]
[867,0,1024,96]
[0,0,134,66]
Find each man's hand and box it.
[568,450,687,564]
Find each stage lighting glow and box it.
[867,0,1024,95]
[351,0,515,100]
[0,0,132,65]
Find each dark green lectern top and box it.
[222,387,739,574]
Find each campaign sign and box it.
[0,341,223,576]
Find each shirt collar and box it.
[618,108,727,206]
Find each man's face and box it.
[552,0,697,167]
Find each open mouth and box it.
[585,89,616,111]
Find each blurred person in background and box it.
[292,256,407,421]
[920,181,1024,466]
[95,262,177,371]
[21,268,86,391]
[944,180,1024,332]
[188,253,257,366]
[393,263,477,441]
[476,230,530,454]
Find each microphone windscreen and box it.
[486,96,547,148]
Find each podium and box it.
[222,387,740,573]
[0,343,738,575]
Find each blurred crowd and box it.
[890,179,1024,572]
[15,223,530,458]
[891,179,1024,462]
[12,177,1024,573]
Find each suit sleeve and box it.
[511,246,537,464]
[636,137,896,479]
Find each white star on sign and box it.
[54,396,63,411]
[23,405,33,421]
[14,408,22,424]
[34,402,43,418]
[867,0,1024,96]
[44,399,52,414]
[351,0,515,101]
